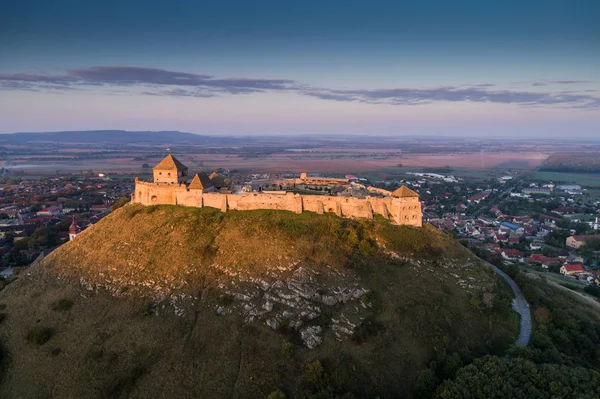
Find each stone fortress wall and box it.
[133,179,423,227]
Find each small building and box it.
[560,264,585,275]
[500,222,520,231]
[69,217,81,241]
[530,241,543,250]
[36,205,62,217]
[501,249,522,261]
[522,187,551,195]
[566,235,600,249]
[556,185,582,191]
[153,155,188,184]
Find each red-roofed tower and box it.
[69,216,81,241]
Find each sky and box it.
[1,0,599,138]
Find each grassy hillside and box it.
[0,205,517,398]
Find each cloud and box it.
[0,66,598,109]
[551,80,589,84]
[530,79,590,87]
[143,88,217,98]
[301,86,600,108]
[0,66,296,95]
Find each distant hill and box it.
[0,205,516,398]
[0,130,240,145]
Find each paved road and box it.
[481,259,532,346]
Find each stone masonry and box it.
[132,156,422,227]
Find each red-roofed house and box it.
[560,264,585,275]
[501,249,522,261]
[467,191,490,204]
[36,205,62,216]
[494,233,507,243]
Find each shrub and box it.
[584,284,600,298]
[142,205,156,214]
[267,390,286,399]
[0,313,6,324]
[26,327,54,346]
[52,299,74,312]
[352,315,386,344]
[111,197,130,212]
[281,342,294,361]
[360,291,383,315]
[303,360,325,387]
[218,294,234,306]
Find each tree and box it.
[584,237,600,251]
[435,356,600,399]
[111,197,130,212]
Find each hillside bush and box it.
[52,299,74,312]
[267,390,286,399]
[281,342,294,361]
[26,327,54,346]
[111,197,129,212]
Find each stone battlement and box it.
[133,179,422,226]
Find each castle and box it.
[132,155,422,227]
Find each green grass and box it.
[531,171,600,188]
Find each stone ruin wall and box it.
[133,180,422,227]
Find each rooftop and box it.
[153,154,188,171]
[188,173,213,190]
[392,185,419,198]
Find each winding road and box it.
[481,259,532,346]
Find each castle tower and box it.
[68,216,81,241]
[391,185,422,227]
[153,155,188,184]
[188,172,215,192]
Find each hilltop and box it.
[0,205,517,398]
[0,130,248,145]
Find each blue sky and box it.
[1,0,599,137]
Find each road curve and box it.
[481,259,532,346]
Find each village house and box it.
[560,263,585,276]
[566,235,600,249]
[501,249,522,262]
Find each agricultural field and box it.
[530,171,600,188]
[2,150,551,177]
[540,152,600,173]
[3,132,599,179]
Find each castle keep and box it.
[133,155,422,227]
